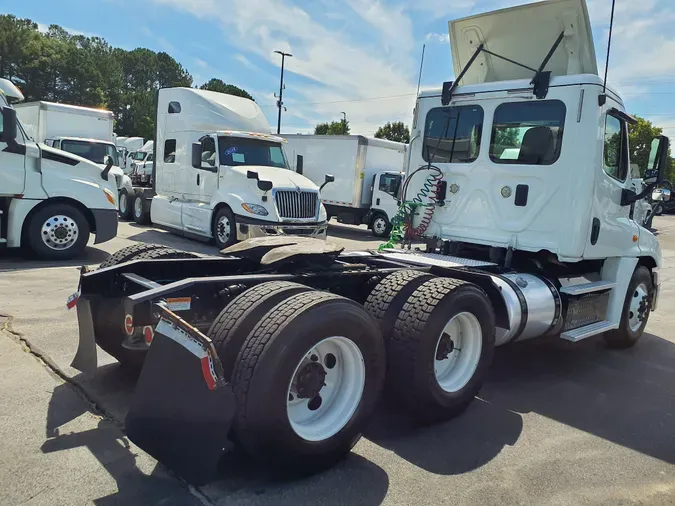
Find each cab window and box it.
[490,100,566,165]
[378,173,401,196]
[603,114,628,181]
[423,105,483,163]
[200,136,217,167]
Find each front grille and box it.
[275,190,318,219]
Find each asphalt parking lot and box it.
[1,218,675,505]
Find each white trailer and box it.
[124,88,329,246]
[69,0,670,486]
[284,135,406,237]
[15,101,132,199]
[0,80,118,259]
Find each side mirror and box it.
[662,188,672,202]
[247,170,259,180]
[257,180,273,192]
[296,154,304,175]
[101,157,113,181]
[191,142,202,169]
[103,155,113,166]
[320,174,335,192]
[1,107,17,143]
[644,136,669,184]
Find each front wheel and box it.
[132,194,151,225]
[371,213,391,238]
[604,266,653,348]
[118,189,134,221]
[212,207,237,249]
[26,203,90,260]
[654,204,664,216]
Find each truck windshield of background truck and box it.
[218,136,289,169]
[423,105,483,163]
[489,100,566,165]
[60,139,120,166]
[131,151,147,161]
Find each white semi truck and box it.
[15,101,133,202]
[0,79,118,259]
[284,135,406,237]
[124,88,330,247]
[69,0,669,487]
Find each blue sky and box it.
[3,0,675,140]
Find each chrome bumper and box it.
[652,269,660,311]
[235,222,328,241]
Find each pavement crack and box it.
[0,312,215,506]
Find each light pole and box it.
[274,50,292,134]
[341,111,347,134]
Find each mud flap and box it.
[125,305,234,485]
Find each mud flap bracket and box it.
[125,304,234,485]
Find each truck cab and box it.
[370,171,402,236]
[148,87,328,248]
[0,79,119,259]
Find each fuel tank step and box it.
[560,280,616,296]
[560,320,618,342]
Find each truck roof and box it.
[218,130,287,143]
[418,73,623,107]
[0,78,24,102]
[282,134,407,150]
[52,136,116,145]
[449,0,597,86]
[14,100,113,119]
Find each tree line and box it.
[0,15,252,139]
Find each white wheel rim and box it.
[134,197,142,217]
[41,215,79,251]
[434,312,482,393]
[119,193,127,213]
[287,336,365,442]
[373,218,387,234]
[217,216,231,244]
[628,282,649,332]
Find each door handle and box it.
[197,174,200,186]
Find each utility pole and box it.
[274,50,292,134]
[341,111,347,134]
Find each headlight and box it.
[241,203,269,216]
[319,203,327,221]
[103,187,116,206]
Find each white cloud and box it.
[426,32,450,43]
[35,22,98,38]
[194,58,208,68]
[235,54,262,73]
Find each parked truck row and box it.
[66,0,671,487]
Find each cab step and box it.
[560,280,615,296]
[560,320,618,342]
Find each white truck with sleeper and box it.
[14,101,133,202]
[0,79,118,259]
[68,0,669,487]
[124,87,330,247]
[284,134,406,237]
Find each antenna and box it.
[416,44,426,97]
[599,0,617,106]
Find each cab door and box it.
[372,172,401,220]
[0,108,26,196]
[584,110,640,258]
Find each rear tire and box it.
[208,281,313,380]
[118,189,134,221]
[132,193,151,225]
[387,277,495,423]
[364,270,436,340]
[231,291,385,476]
[604,266,653,349]
[26,203,90,260]
[92,247,198,372]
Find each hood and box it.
[449,0,597,85]
[232,165,320,191]
[38,144,118,193]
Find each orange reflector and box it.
[143,326,154,344]
[633,235,639,243]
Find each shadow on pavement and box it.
[326,222,375,241]
[0,245,110,272]
[125,225,218,255]
[42,380,200,505]
[366,397,523,475]
[480,333,675,465]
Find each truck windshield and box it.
[131,151,147,161]
[218,136,289,169]
[60,140,120,166]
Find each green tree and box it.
[314,120,350,135]
[199,78,253,101]
[491,127,520,157]
[374,121,410,143]
[628,116,663,174]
